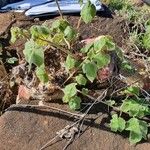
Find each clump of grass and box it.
[102,0,131,11]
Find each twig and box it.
[39,135,59,150]
[55,0,64,19]
[39,37,78,60]
[40,120,81,150]
[5,104,84,118]
[77,17,82,30]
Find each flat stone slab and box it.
[0,104,150,150]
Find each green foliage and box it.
[75,74,87,85]
[69,96,81,110]
[10,27,28,43]
[64,26,77,41]
[35,65,49,83]
[81,0,96,24]
[81,88,89,95]
[23,39,44,68]
[93,53,110,68]
[30,25,50,46]
[126,118,148,144]
[124,86,140,96]
[105,0,128,11]
[63,35,123,109]
[51,19,70,32]
[121,60,135,75]
[105,100,115,106]
[142,23,150,50]
[110,114,126,132]
[0,43,2,50]
[10,18,78,83]
[120,99,150,118]
[6,57,18,64]
[110,94,150,144]
[65,55,76,71]
[82,62,97,82]
[63,83,77,103]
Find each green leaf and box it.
[126,118,148,144]
[81,88,89,95]
[76,74,87,85]
[65,55,76,71]
[30,25,50,39]
[6,57,18,64]
[52,33,64,44]
[64,26,77,41]
[106,100,115,106]
[142,33,150,50]
[51,19,69,32]
[94,37,107,52]
[81,43,94,53]
[82,62,97,82]
[10,27,22,43]
[94,36,115,53]
[69,96,81,110]
[116,47,124,60]
[63,83,77,102]
[120,99,149,118]
[36,65,49,83]
[23,39,44,68]
[124,86,140,96]
[93,53,110,69]
[81,1,96,24]
[62,94,70,103]
[121,60,135,75]
[110,114,126,132]
[87,49,96,60]
[30,25,50,46]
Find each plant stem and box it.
[77,17,82,30]
[39,37,78,59]
[55,0,64,19]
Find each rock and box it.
[0,104,150,150]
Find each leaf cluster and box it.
[110,86,150,144]
[63,35,123,109]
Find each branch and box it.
[55,0,64,19]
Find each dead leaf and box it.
[16,85,31,104]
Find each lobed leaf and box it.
[120,99,150,118]
[63,83,77,102]
[65,55,76,71]
[126,118,148,144]
[93,53,110,69]
[81,1,96,24]
[76,74,87,85]
[69,96,81,110]
[82,62,97,82]
[110,114,126,132]
[64,26,77,41]
[36,65,49,83]
[23,39,44,68]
